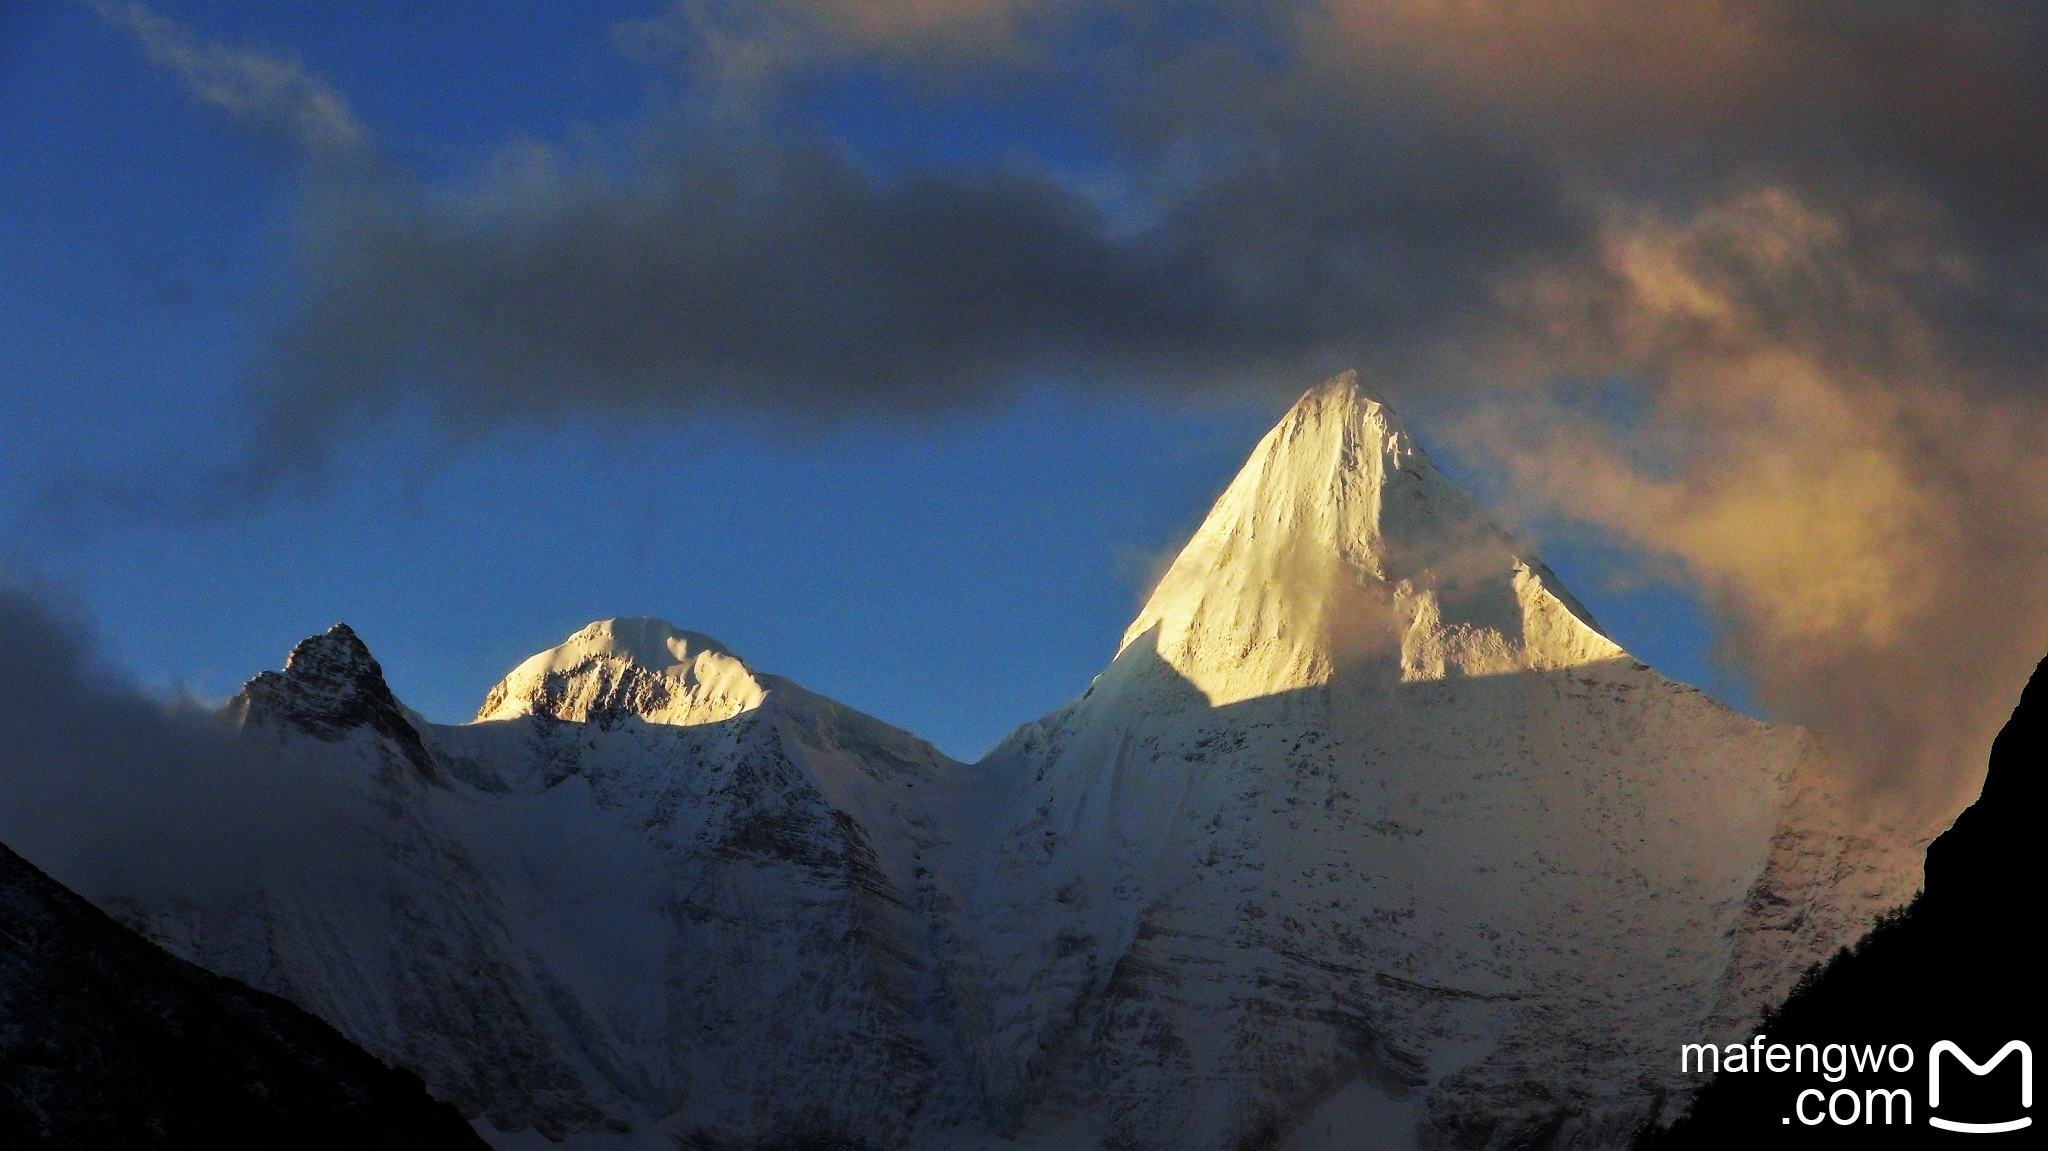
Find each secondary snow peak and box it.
[225,624,438,777]
[1123,371,1620,705]
[475,617,767,726]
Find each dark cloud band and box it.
[81,1,2048,815]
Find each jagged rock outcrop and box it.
[0,837,482,1150]
[226,622,438,778]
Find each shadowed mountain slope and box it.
[0,838,483,1150]
[114,618,971,1147]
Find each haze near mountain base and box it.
[88,375,1927,1150]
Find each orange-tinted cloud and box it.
[1460,187,2048,822]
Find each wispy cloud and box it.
[86,0,366,160]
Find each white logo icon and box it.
[1929,1040,2032,1134]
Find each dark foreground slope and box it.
[1646,653,2044,1146]
[0,840,483,1150]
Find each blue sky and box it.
[15,0,1946,761]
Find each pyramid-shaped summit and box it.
[1130,372,1622,705]
[941,372,1917,1150]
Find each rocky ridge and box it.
[226,622,439,778]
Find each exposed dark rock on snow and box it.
[0,838,482,1149]
[227,622,441,780]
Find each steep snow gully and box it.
[100,375,1932,1150]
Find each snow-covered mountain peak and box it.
[261,624,390,720]
[475,617,767,726]
[1124,371,1621,705]
[224,624,436,775]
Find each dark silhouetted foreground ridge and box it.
[1644,652,2045,1147]
[0,838,483,1150]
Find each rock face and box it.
[0,837,482,1150]
[1644,653,2043,1148]
[225,622,439,777]
[102,375,1924,1150]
